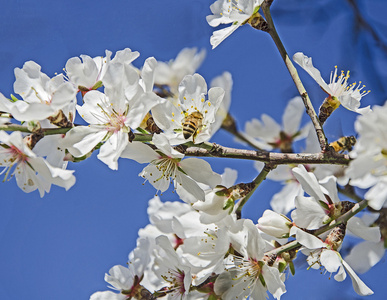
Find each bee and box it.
[182,111,203,141]
[325,223,347,251]
[140,112,162,134]
[329,135,356,153]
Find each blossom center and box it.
[0,145,29,182]
[162,268,186,296]
[96,102,128,133]
[152,156,180,183]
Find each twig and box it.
[236,163,275,218]
[261,3,328,151]
[184,142,350,165]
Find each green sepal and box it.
[207,294,218,300]
[78,85,89,92]
[223,198,234,212]
[215,186,228,196]
[177,166,188,175]
[253,6,260,15]
[10,94,19,102]
[319,200,329,210]
[289,261,296,276]
[278,260,287,273]
[136,127,150,134]
[92,80,103,90]
[258,273,266,287]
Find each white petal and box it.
[342,260,374,296]
[347,217,381,242]
[63,126,107,157]
[293,52,331,93]
[120,141,159,164]
[320,249,341,273]
[210,24,241,49]
[105,265,134,290]
[90,291,126,300]
[292,165,325,201]
[270,181,302,215]
[141,57,157,92]
[97,131,129,170]
[291,195,326,229]
[292,227,326,249]
[0,93,55,122]
[365,180,387,210]
[262,264,286,299]
[282,96,305,135]
[345,241,385,274]
[175,172,206,201]
[180,158,221,188]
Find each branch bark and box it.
[261,3,328,151]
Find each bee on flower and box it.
[151,73,225,145]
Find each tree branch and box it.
[261,3,328,151]
[183,143,350,165]
[236,163,275,218]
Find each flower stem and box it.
[261,3,328,151]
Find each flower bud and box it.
[258,210,292,238]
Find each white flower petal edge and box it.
[293,52,370,115]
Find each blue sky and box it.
[0,0,386,299]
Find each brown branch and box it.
[236,163,276,218]
[261,3,328,151]
[183,143,350,165]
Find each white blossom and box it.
[152,73,225,145]
[293,228,374,296]
[0,131,75,197]
[245,97,311,152]
[346,101,387,209]
[214,219,286,300]
[0,61,77,122]
[154,48,206,94]
[210,71,233,135]
[121,133,221,201]
[63,56,162,170]
[207,0,264,49]
[257,210,293,239]
[293,52,370,115]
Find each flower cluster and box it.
[1,1,386,299]
[0,48,228,199]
